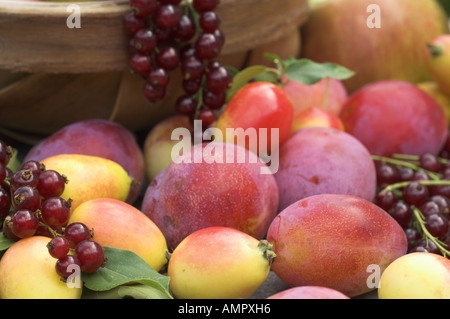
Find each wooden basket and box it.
[0,0,309,144]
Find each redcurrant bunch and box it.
[373,145,450,258]
[0,139,106,280]
[2,158,70,241]
[123,0,232,128]
[48,222,106,281]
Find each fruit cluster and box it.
[0,139,105,281]
[374,138,450,258]
[123,0,232,128]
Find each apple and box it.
[378,252,450,299]
[68,198,168,272]
[214,81,294,156]
[168,226,273,299]
[417,81,450,124]
[0,236,83,299]
[267,286,350,299]
[291,106,344,133]
[141,142,279,251]
[41,154,132,212]
[274,126,376,211]
[425,34,450,96]
[283,77,348,116]
[24,119,145,205]
[266,194,408,297]
[301,0,449,93]
[143,115,193,182]
[339,80,449,157]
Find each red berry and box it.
[199,11,221,33]
[130,0,157,18]
[123,11,147,35]
[64,222,93,249]
[130,53,153,75]
[10,169,39,192]
[154,4,181,30]
[0,141,12,166]
[133,29,158,54]
[47,236,71,259]
[143,82,166,101]
[75,240,105,273]
[12,186,41,212]
[11,209,39,238]
[56,255,81,279]
[195,33,222,60]
[21,160,45,177]
[37,169,67,199]
[148,68,170,88]
[0,187,11,219]
[40,197,72,227]
[193,0,219,13]
[173,15,196,42]
[156,46,180,71]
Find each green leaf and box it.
[82,284,172,299]
[81,246,172,299]
[283,58,355,85]
[0,232,14,251]
[6,148,21,173]
[226,65,268,102]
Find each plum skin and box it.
[274,126,377,212]
[141,142,279,251]
[266,194,408,298]
[339,80,448,157]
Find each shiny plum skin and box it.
[266,194,408,297]
[141,142,279,251]
[339,80,448,157]
[274,126,376,212]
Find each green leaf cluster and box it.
[225,54,354,102]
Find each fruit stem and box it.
[371,154,442,180]
[258,239,276,266]
[427,43,444,58]
[379,179,450,195]
[411,206,450,257]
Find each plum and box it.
[339,80,448,157]
[267,286,349,299]
[266,194,408,297]
[24,119,145,205]
[141,142,279,251]
[274,126,376,211]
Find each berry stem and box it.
[371,154,442,180]
[380,179,450,195]
[411,206,450,257]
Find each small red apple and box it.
[283,77,348,115]
[291,106,344,133]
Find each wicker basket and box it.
[0,0,309,144]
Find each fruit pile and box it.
[123,0,232,128]
[2,0,450,301]
[0,140,106,282]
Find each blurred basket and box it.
[0,0,309,144]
